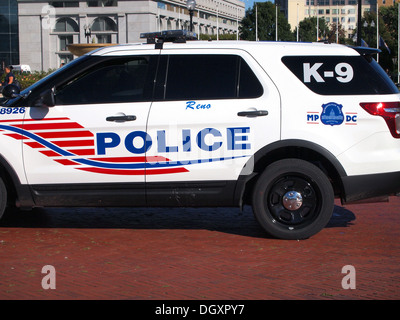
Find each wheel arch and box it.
[0,154,34,209]
[237,139,347,205]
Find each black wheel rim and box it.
[264,174,322,229]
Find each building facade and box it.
[0,0,19,69]
[17,0,245,71]
[283,0,397,39]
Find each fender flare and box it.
[0,154,35,208]
[234,139,348,206]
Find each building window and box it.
[59,35,73,51]
[91,17,117,32]
[87,0,117,7]
[54,17,79,33]
[96,34,112,43]
[157,1,166,9]
[53,18,78,64]
[50,1,79,7]
[0,0,19,66]
[91,17,117,43]
[59,54,73,67]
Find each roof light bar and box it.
[140,30,198,44]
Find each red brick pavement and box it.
[0,196,399,300]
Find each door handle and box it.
[237,110,268,117]
[106,115,137,122]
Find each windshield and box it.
[0,56,88,106]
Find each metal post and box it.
[256,4,258,41]
[377,1,379,63]
[297,3,299,42]
[217,2,219,41]
[186,0,196,33]
[357,0,362,46]
[336,4,339,43]
[317,3,319,41]
[276,1,278,41]
[189,10,193,32]
[236,5,239,40]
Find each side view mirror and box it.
[34,88,55,107]
[1,84,20,99]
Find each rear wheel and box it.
[0,177,7,220]
[252,159,334,240]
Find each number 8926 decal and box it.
[0,107,26,115]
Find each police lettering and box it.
[96,127,250,155]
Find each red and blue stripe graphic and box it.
[0,117,188,175]
[0,117,249,176]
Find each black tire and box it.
[252,159,334,240]
[0,177,7,220]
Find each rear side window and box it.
[282,55,398,95]
[163,54,263,100]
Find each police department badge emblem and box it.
[321,102,344,126]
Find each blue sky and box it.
[243,0,256,10]
[243,0,278,10]
[243,0,270,10]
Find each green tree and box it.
[356,4,398,76]
[295,16,330,42]
[240,2,294,41]
[379,3,398,77]
[199,33,237,40]
[326,22,347,44]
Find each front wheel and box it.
[252,159,334,240]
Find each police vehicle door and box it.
[145,50,281,205]
[22,54,158,204]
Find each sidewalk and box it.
[1,197,399,300]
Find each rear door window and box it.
[162,54,263,101]
[282,55,398,95]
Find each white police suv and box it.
[1,30,399,239]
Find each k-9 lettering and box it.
[303,62,354,83]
